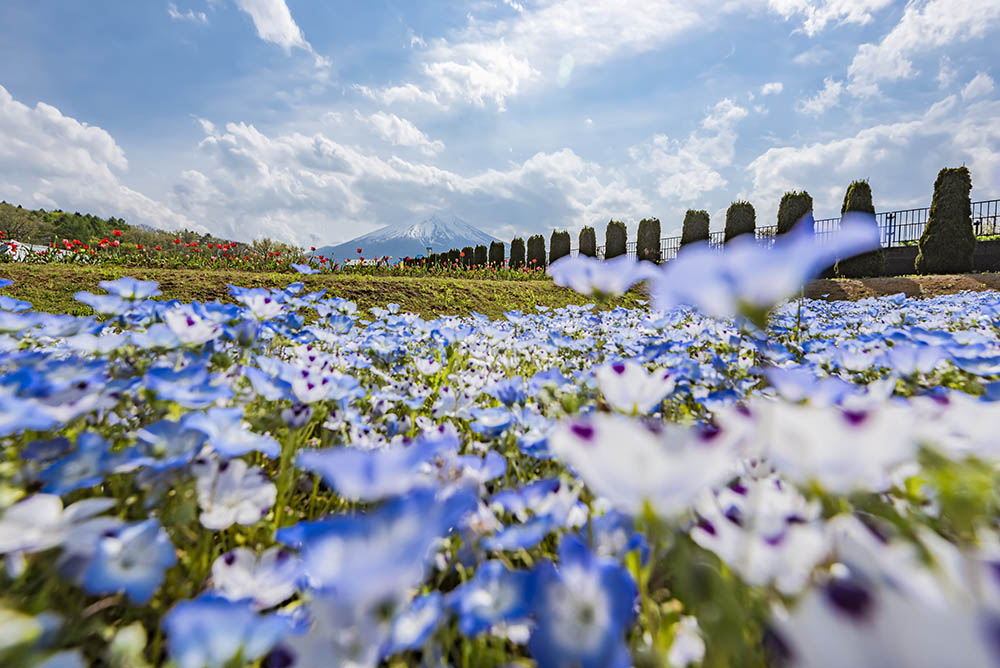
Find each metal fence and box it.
[578,199,999,260]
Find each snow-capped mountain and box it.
[311,214,500,261]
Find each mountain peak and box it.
[311,214,499,260]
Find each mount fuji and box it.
[311,214,500,262]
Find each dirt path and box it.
[804,273,1000,301]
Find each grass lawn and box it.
[0,264,643,318]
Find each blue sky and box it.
[1,0,998,247]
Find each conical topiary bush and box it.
[777,191,813,235]
[724,201,755,243]
[637,218,661,263]
[915,167,974,275]
[679,210,709,248]
[605,220,627,259]
[834,180,884,278]
[579,226,596,257]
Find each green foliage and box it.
[579,226,597,257]
[461,246,474,268]
[474,244,487,267]
[489,241,505,268]
[680,210,710,248]
[510,237,526,269]
[776,191,813,235]
[526,234,546,268]
[605,220,627,259]
[916,167,975,274]
[724,201,755,243]
[835,180,884,278]
[549,230,571,264]
[448,248,460,265]
[637,218,661,263]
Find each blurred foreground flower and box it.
[547,254,660,297]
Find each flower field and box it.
[3,216,1000,667]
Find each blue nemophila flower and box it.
[163,305,222,344]
[73,291,128,316]
[39,432,114,495]
[594,360,675,414]
[98,277,162,300]
[548,254,660,297]
[192,457,276,530]
[469,407,514,438]
[528,535,637,668]
[243,366,293,402]
[0,494,115,557]
[163,595,291,668]
[482,516,556,552]
[232,287,286,321]
[382,592,443,657]
[290,262,320,274]
[131,418,207,471]
[211,547,300,609]
[0,394,58,436]
[184,407,280,458]
[83,519,176,604]
[448,560,532,636]
[290,488,476,606]
[486,377,527,406]
[296,435,455,502]
[0,294,32,312]
[129,323,183,349]
[649,211,880,326]
[549,413,739,517]
[144,364,234,408]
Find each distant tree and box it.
[916,166,975,274]
[777,191,813,235]
[474,244,487,267]
[579,226,597,257]
[680,210,710,248]
[549,230,571,263]
[605,220,627,259]
[724,201,756,243]
[637,217,661,263]
[461,246,474,268]
[835,180,884,278]
[527,235,546,268]
[510,237,526,269]
[489,241,505,268]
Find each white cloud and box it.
[628,98,748,202]
[168,3,208,24]
[746,93,1000,219]
[760,82,784,95]
[231,0,330,72]
[962,72,996,102]
[792,46,831,66]
[353,83,443,108]
[354,111,445,156]
[0,85,197,232]
[367,0,708,111]
[766,0,893,36]
[847,0,1000,97]
[170,119,651,246]
[937,56,957,89]
[796,77,843,115]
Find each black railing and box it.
[574,199,999,260]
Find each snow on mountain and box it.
[311,214,500,261]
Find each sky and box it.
[0,0,998,247]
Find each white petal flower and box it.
[594,360,675,414]
[194,459,276,530]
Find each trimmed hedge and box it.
[724,201,755,243]
[637,218,661,263]
[579,226,597,257]
[527,235,546,268]
[489,241,505,268]
[680,210,710,248]
[834,180,884,278]
[605,220,627,259]
[916,166,974,274]
[510,238,525,269]
[550,230,571,264]
[462,246,474,268]
[448,249,460,265]
[777,191,813,235]
[474,244,487,267]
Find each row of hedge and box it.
[425,167,978,278]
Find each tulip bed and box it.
[3,217,1000,667]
